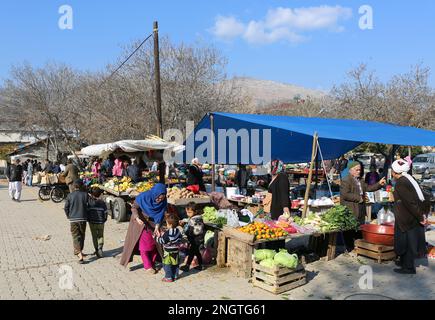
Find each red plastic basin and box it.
[360,224,394,246]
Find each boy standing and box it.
[88,187,108,258]
[157,215,182,282]
[64,179,89,264]
[180,203,205,272]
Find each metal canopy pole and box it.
[210,114,216,192]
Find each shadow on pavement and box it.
[129,263,144,271]
[106,246,124,258]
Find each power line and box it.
[98,32,154,89]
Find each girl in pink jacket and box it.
[112,159,124,177]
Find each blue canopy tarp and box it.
[182,112,435,164]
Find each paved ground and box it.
[0,180,434,300]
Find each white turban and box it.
[392,159,410,174]
[191,158,199,165]
[392,159,425,201]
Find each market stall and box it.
[183,112,435,287]
[80,137,184,222]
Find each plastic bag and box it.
[377,207,386,225]
[226,209,240,228]
[384,209,395,225]
[239,209,254,227]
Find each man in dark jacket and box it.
[64,179,89,263]
[187,158,206,192]
[88,188,108,258]
[340,161,385,250]
[127,159,142,183]
[6,159,23,202]
[391,159,427,274]
[236,164,250,195]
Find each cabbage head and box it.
[273,249,298,269]
[259,258,279,268]
[254,249,276,262]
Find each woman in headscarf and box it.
[120,183,167,274]
[268,160,290,220]
[391,159,427,274]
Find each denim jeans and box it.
[27,172,33,186]
[163,264,179,280]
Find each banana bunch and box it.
[135,181,154,193]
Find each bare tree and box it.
[2,63,83,158]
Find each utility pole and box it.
[153,21,165,184]
[153,21,163,138]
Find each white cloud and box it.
[210,16,245,41]
[211,5,353,45]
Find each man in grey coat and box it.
[340,161,386,250]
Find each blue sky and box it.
[0,0,434,91]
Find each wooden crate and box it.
[252,261,307,294]
[355,239,396,263]
[217,227,255,278]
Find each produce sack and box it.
[32,174,41,185]
[254,249,276,262]
[273,249,298,269]
[259,258,279,268]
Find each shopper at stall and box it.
[87,187,108,259]
[102,154,115,178]
[340,161,386,250]
[112,158,124,178]
[127,159,142,183]
[27,159,33,187]
[122,159,130,177]
[391,159,427,274]
[52,162,61,174]
[236,164,249,196]
[365,165,381,186]
[6,159,23,202]
[64,179,89,264]
[22,160,28,185]
[268,159,290,220]
[187,158,206,192]
[91,158,102,176]
[120,184,168,274]
[62,159,80,193]
[216,168,227,187]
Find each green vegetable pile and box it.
[320,205,359,232]
[254,249,276,261]
[202,206,227,228]
[254,249,299,269]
